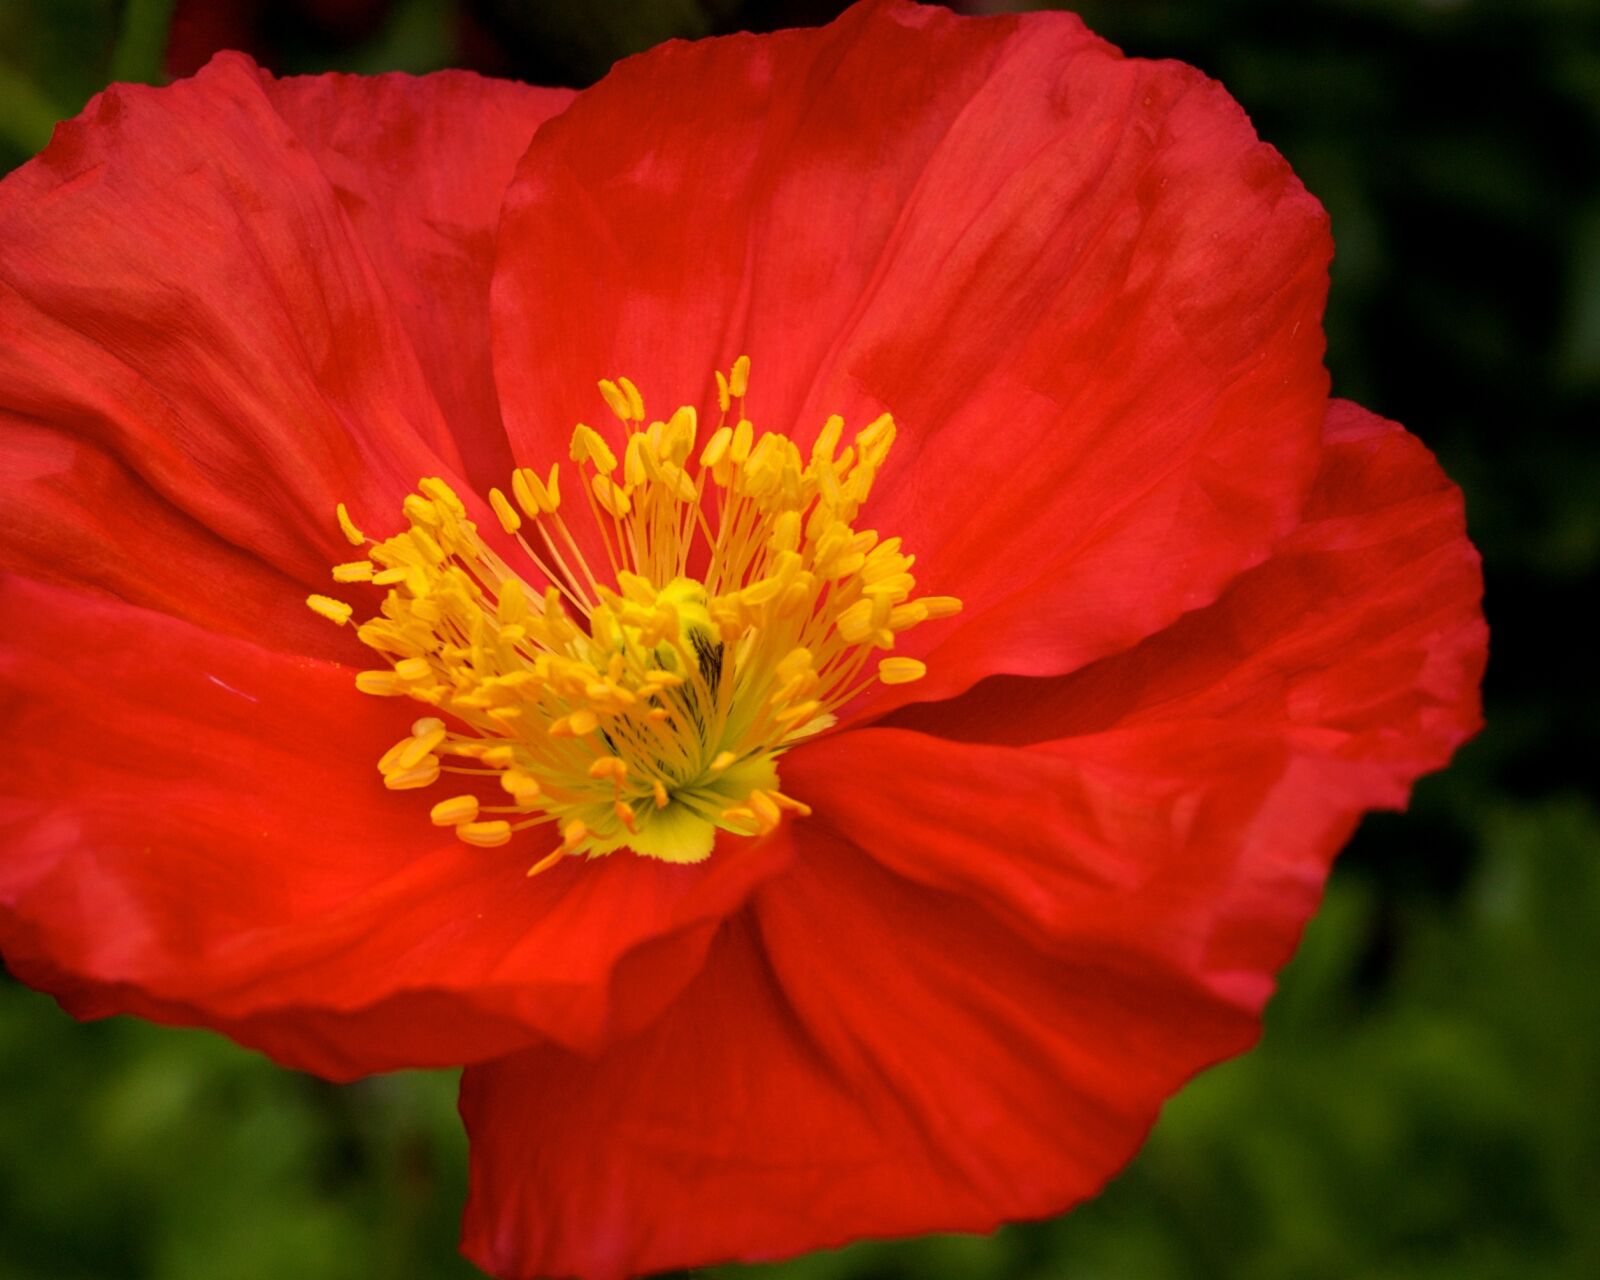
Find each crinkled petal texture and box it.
[491,0,1332,715]
[0,58,794,1078]
[0,53,570,651]
[459,401,1486,1280]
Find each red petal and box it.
[459,834,1252,1280]
[0,53,486,628]
[491,0,1330,703]
[798,399,1483,996]
[0,417,345,663]
[0,578,792,1078]
[455,402,1483,1277]
[888,400,1487,757]
[264,70,572,493]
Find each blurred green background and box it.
[1,0,1595,1276]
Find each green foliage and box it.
[0,983,478,1280]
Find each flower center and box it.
[307,359,959,874]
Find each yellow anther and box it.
[333,560,374,583]
[550,707,599,738]
[399,724,447,769]
[394,657,431,682]
[918,596,964,619]
[652,780,670,808]
[700,425,733,469]
[857,412,895,461]
[409,526,445,565]
[377,738,412,773]
[835,597,876,644]
[488,486,522,534]
[570,423,617,473]
[306,594,353,626]
[715,369,731,414]
[560,819,588,853]
[729,354,751,399]
[458,820,512,848]
[769,509,801,554]
[336,502,365,546]
[664,405,697,464]
[402,494,439,529]
[418,477,465,515]
[624,432,649,487]
[509,465,559,517]
[598,378,632,423]
[501,770,542,806]
[384,758,440,790]
[591,473,631,517]
[878,657,927,685]
[888,601,929,630]
[430,795,480,826]
[354,670,404,696]
[812,414,844,462]
[617,375,645,422]
[730,418,753,464]
[510,467,539,517]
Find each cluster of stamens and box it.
[307,359,959,874]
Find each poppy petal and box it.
[0,418,345,662]
[456,399,1483,1277]
[0,576,793,1078]
[796,401,1483,982]
[263,70,573,492]
[491,0,1330,704]
[886,400,1487,753]
[0,52,478,631]
[458,833,1251,1280]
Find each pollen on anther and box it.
[335,502,365,547]
[430,795,479,826]
[305,594,353,625]
[458,820,512,848]
[878,657,927,685]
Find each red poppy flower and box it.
[0,2,1484,1278]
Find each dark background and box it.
[1,1,1595,1277]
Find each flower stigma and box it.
[308,359,960,874]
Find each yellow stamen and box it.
[458,820,512,848]
[336,502,365,546]
[430,795,480,826]
[878,657,928,685]
[305,594,353,625]
[488,487,521,534]
[333,560,374,583]
[317,359,959,867]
